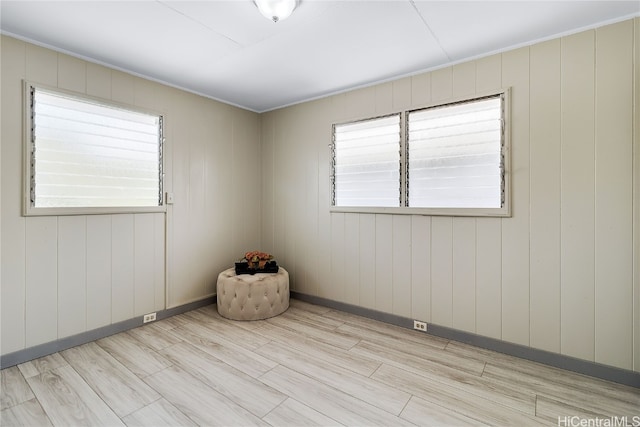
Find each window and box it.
[332,114,401,207]
[407,95,503,209]
[331,90,509,216]
[25,83,164,215]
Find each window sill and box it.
[329,205,511,217]
[23,205,167,217]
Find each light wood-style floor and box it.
[1,299,638,426]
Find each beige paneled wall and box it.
[593,22,634,370]
[634,15,640,380]
[0,35,261,356]
[260,19,639,372]
[1,19,637,373]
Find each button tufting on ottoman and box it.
[216,267,289,321]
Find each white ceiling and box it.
[1,1,638,112]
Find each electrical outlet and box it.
[413,320,427,332]
[143,312,156,323]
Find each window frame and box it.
[23,81,167,216]
[330,88,511,217]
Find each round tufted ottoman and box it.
[216,267,289,321]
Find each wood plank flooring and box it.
[1,299,638,426]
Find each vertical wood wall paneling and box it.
[475,218,502,339]
[86,63,112,99]
[111,214,135,323]
[330,213,346,302]
[500,47,531,346]
[285,112,301,285]
[634,17,640,373]
[375,215,394,313]
[231,107,246,261]
[301,100,326,296]
[0,34,2,360]
[134,214,156,317]
[344,214,360,305]
[392,77,412,111]
[475,54,502,93]
[431,217,453,327]
[86,216,113,330]
[199,99,215,287]
[296,108,310,293]
[154,213,165,312]
[273,112,288,279]
[410,216,430,323]
[166,95,189,307]
[135,77,168,113]
[474,54,503,340]
[168,95,194,306]
[346,87,376,119]
[57,53,86,93]
[290,108,305,292]
[57,216,87,338]
[206,103,234,289]
[410,73,431,108]
[375,82,393,115]
[358,214,376,310]
[276,110,299,289]
[529,39,562,353]
[451,61,477,333]
[232,110,261,266]
[111,71,134,105]
[431,67,453,102]
[197,100,216,296]
[452,218,476,333]
[25,217,58,347]
[162,95,174,311]
[1,37,26,354]
[285,110,303,289]
[260,113,276,255]
[560,30,596,362]
[594,21,634,370]
[315,172,333,298]
[232,109,259,279]
[26,43,57,86]
[189,101,207,296]
[452,62,476,97]
[392,215,412,318]
[296,108,310,290]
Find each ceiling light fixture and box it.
[254,0,298,23]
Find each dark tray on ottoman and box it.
[235,260,279,275]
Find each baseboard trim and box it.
[291,291,640,389]
[0,297,216,369]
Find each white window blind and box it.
[31,87,162,208]
[407,95,503,208]
[333,114,401,207]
